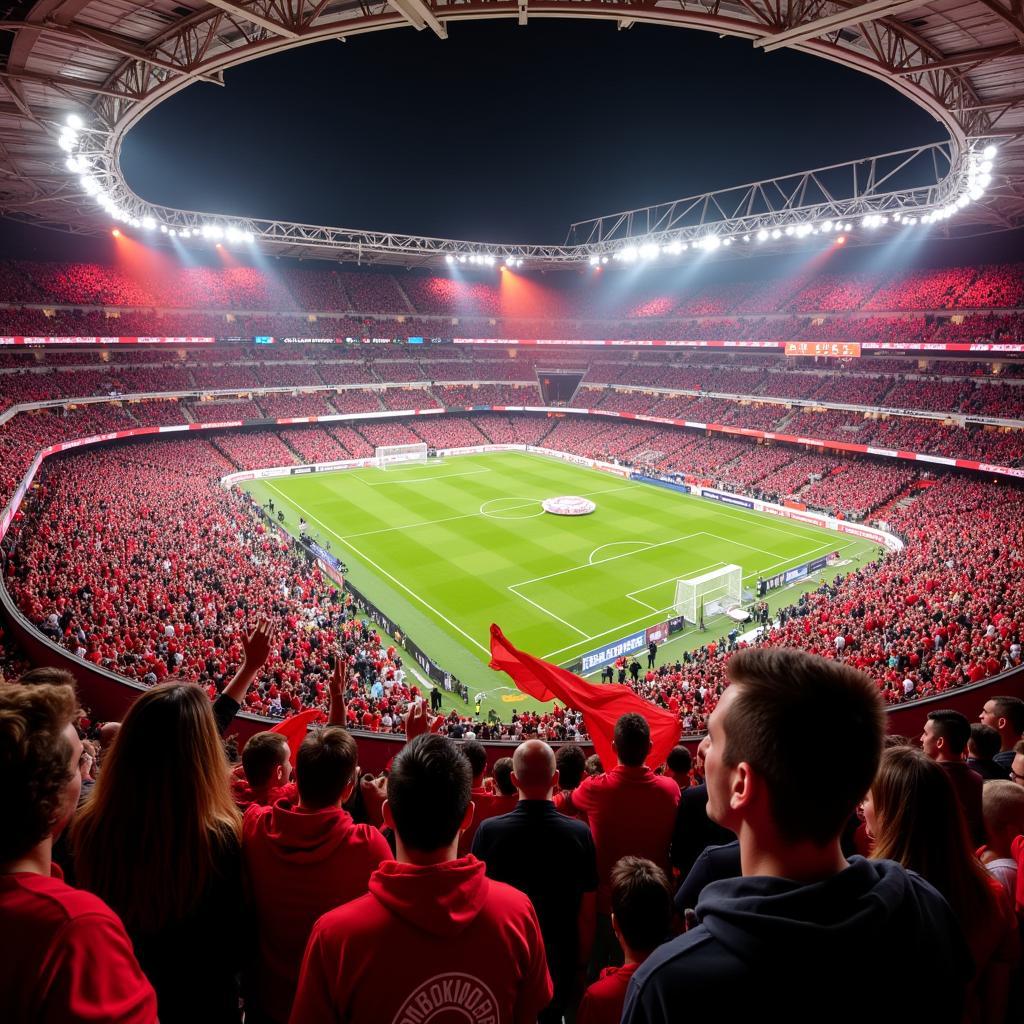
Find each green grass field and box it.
[242,452,881,722]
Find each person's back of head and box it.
[492,757,516,797]
[981,780,1024,858]
[461,739,488,785]
[868,745,995,930]
[0,683,80,866]
[923,710,971,761]
[665,746,692,788]
[613,713,652,768]
[969,723,1001,762]
[555,743,586,791]
[511,740,556,799]
[15,666,77,689]
[72,682,241,934]
[296,727,358,810]
[386,734,472,856]
[585,754,603,777]
[610,857,673,960]
[242,731,291,789]
[715,647,884,846]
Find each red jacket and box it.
[243,799,391,1023]
[290,855,552,1024]
[578,963,640,1024]
[0,869,157,1023]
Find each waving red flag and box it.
[269,708,323,767]
[488,624,681,771]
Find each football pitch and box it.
[242,451,881,721]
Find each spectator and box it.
[473,739,598,1023]
[578,857,673,1024]
[585,754,604,776]
[556,743,587,794]
[234,731,293,811]
[242,725,391,1024]
[669,736,735,884]
[458,739,507,855]
[71,683,245,1024]
[968,724,1006,781]
[664,746,692,790]
[921,709,985,846]
[624,649,968,1024]
[289,734,552,1023]
[1011,739,1024,787]
[0,682,157,1023]
[865,745,1017,1024]
[979,697,1024,772]
[557,714,680,975]
[978,781,1024,905]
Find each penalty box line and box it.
[264,482,491,657]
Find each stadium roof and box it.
[0,0,1021,267]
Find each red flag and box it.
[269,709,323,767]
[488,624,680,772]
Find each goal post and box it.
[674,564,743,623]
[375,443,428,469]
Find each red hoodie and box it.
[290,855,552,1024]
[243,800,391,1023]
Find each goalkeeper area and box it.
[241,451,882,720]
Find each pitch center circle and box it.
[479,497,545,520]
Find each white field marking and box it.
[588,540,654,565]
[338,482,635,541]
[506,586,593,640]
[264,482,491,656]
[479,496,546,521]
[700,532,779,559]
[361,468,491,486]
[538,537,866,662]
[510,533,703,590]
[626,562,727,606]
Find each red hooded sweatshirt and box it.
[243,799,392,1023]
[289,855,552,1024]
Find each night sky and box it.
[120,20,949,245]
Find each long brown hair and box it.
[870,746,996,929]
[72,682,241,933]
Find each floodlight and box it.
[589,255,600,265]
[784,226,794,236]
[621,246,638,262]
[169,229,177,237]
[445,254,454,264]
[770,228,781,239]
[639,243,659,260]
[58,132,75,152]
[243,231,254,243]
[756,229,769,242]
[180,229,191,238]
[159,224,168,233]
[983,145,997,160]
[66,114,84,130]
[743,234,750,242]
[822,220,833,232]
[142,216,156,230]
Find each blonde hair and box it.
[982,780,1024,846]
[0,683,77,861]
[72,682,240,933]
[871,746,997,929]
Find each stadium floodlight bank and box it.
[376,442,429,468]
[674,564,743,623]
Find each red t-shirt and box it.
[290,856,552,1024]
[559,766,680,913]
[243,799,392,1023]
[0,869,157,1023]
[458,789,520,856]
[578,963,640,1024]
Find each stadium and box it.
[1,1,1024,1021]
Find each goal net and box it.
[376,443,428,469]
[674,564,743,623]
